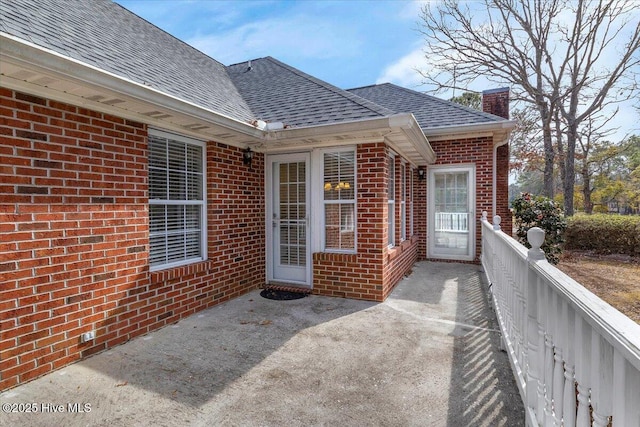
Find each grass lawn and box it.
[557,251,640,324]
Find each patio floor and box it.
[0,261,524,426]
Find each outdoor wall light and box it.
[418,168,426,180]
[243,147,253,168]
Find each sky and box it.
[114,0,639,141]
[115,0,432,91]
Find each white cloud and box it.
[376,46,429,88]
[188,14,362,66]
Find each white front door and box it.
[428,165,475,261]
[267,154,310,285]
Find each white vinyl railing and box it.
[480,212,640,427]
[435,212,469,232]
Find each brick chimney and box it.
[482,87,510,119]
[483,87,511,236]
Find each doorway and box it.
[428,165,475,261]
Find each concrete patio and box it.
[0,261,524,426]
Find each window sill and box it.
[150,259,214,283]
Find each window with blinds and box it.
[148,131,206,270]
[323,150,355,251]
[388,154,395,247]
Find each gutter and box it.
[268,113,436,164]
[422,120,516,140]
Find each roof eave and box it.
[262,113,436,166]
[0,33,264,146]
[422,120,517,145]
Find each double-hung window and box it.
[388,154,395,247]
[148,130,206,270]
[323,149,355,251]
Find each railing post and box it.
[526,227,545,261]
[525,226,545,423]
[493,215,501,231]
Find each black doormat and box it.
[260,289,308,300]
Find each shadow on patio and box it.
[0,261,524,426]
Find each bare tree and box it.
[419,0,640,215]
[575,113,619,213]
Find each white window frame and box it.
[320,147,357,253]
[388,153,396,248]
[148,129,207,271]
[427,164,476,261]
[400,162,407,242]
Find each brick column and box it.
[482,88,512,236]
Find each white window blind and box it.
[323,150,355,251]
[148,131,205,270]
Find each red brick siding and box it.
[482,89,510,120]
[313,143,385,301]
[312,143,419,301]
[483,88,512,236]
[427,136,494,262]
[415,167,427,260]
[0,89,264,389]
[496,144,511,235]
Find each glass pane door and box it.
[271,156,309,283]
[429,167,475,260]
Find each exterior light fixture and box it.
[418,168,426,180]
[243,147,253,168]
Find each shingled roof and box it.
[0,0,254,123]
[348,83,506,130]
[227,57,394,128]
[1,0,508,136]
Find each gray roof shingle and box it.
[348,83,506,129]
[0,0,255,123]
[2,1,508,133]
[227,57,394,128]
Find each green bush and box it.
[564,214,640,256]
[512,192,567,264]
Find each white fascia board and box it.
[266,113,435,164]
[423,120,516,144]
[0,33,263,142]
[391,114,436,164]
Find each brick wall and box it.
[415,167,427,260]
[313,143,419,301]
[483,87,512,235]
[313,143,385,301]
[496,144,512,235]
[427,136,494,262]
[0,89,264,389]
[383,153,419,298]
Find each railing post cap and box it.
[481,210,487,220]
[527,227,546,261]
[492,215,501,230]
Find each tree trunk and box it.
[538,102,555,198]
[582,166,593,214]
[554,108,566,195]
